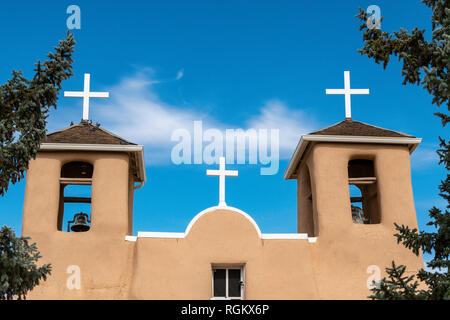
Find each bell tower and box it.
[283,71,425,298]
[23,121,145,236]
[22,121,145,298]
[23,72,145,238]
[284,118,424,298]
[285,118,422,235]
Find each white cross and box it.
[207,157,238,207]
[326,71,369,119]
[64,73,109,121]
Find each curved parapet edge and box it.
[126,206,317,243]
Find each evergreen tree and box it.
[0,226,51,300]
[0,31,75,196]
[0,32,75,299]
[356,1,449,299]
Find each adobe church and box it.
[22,72,424,299]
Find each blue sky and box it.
[0,1,447,265]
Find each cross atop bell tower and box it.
[326,71,370,119]
[64,73,109,121]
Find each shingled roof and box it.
[44,121,135,145]
[284,118,421,180]
[310,119,415,138]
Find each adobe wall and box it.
[301,143,424,299]
[24,202,321,299]
[129,208,319,299]
[21,143,424,300]
[22,151,135,299]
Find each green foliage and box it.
[0,31,75,196]
[0,32,75,299]
[356,0,449,124]
[370,262,423,300]
[357,1,449,300]
[0,226,51,300]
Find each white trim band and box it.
[40,143,144,152]
[137,232,184,239]
[302,135,422,145]
[261,233,308,240]
[126,206,317,243]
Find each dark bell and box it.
[68,213,91,232]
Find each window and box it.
[211,265,244,300]
[58,162,93,232]
[348,159,380,224]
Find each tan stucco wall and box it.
[23,151,134,299]
[301,142,424,299]
[297,165,316,236]
[21,142,424,299]
[130,208,319,299]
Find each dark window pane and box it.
[61,162,93,178]
[228,269,241,297]
[213,269,226,297]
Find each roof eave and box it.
[284,135,422,180]
[39,143,147,185]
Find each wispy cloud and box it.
[246,100,316,158]
[411,145,440,169]
[96,71,210,164]
[176,69,184,80]
[95,71,316,165]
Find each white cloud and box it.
[176,69,184,80]
[94,71,211,164]
[95,71,316,165]
[246,100,316,158]
[411,145,439,169]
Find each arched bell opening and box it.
[57,161,93,232]
[348,159,380,224]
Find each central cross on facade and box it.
[64,73,109,121]
[326,71,369,119]
[207,157,238,207]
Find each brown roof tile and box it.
[44,121,135,145]
[310,119,415,138]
